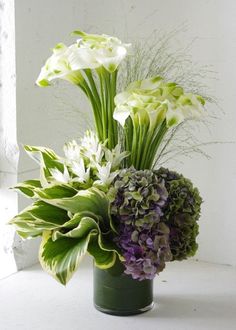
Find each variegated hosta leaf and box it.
[62,211,102,229]
[24,145,59,165]
[39,231,94,285]
[93,230,124,264]
[9,201,69,239]
[36,183,77,198]
[13,179,42,198]
[34,186,110,223]
[52,216,98,240]
[24,145,65,185]
[39,215,121,284]
[98,231,123,257]
[57,212,121,256]
[88,236,116,269]
[53,215,122,264]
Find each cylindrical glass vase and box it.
[93,259,154,316]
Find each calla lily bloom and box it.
[113,76,205,169]
[36,31,131,149]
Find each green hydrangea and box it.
[108,167,172,280]
[109,167,168,229]
[155,167,203,261]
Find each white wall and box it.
[15,0,236,266]
[0,0,18,279]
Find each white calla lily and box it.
[36,31,131,87]
[114,91,131,106]
[178,94,205,120]
[74,31,131,73]
[36,43,84,86]
[113,76,205,168]
[165,101,185,128]
[36,31,131,148]
[113,104,132,127]
[114,76,205,129]
[94,43,128,73]
[67,44,99,70]
[127,76,163,91]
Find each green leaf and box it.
[98,231,122,255]
[52,216,99,240]
[53,214,122,257]
[35,186,110,222]
[62,211,102,229]
[35,184,77,199]
[24,145,65,184]
[52,215,119,269]
[9,201,69,238]
[43,154,64,173]
[37,206,123,284]
[39,214,121,283]
[39,231,93,285]
[13,180,42,198]
[24,145,58,165]
[88,236,117,269]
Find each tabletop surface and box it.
[0,258,235,330]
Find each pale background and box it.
[1,0,236,277]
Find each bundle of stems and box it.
[76,68,118,149]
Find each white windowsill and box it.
[0,259,235,330]
[0,182,18,280]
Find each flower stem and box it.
[77,78,103,140]
[83,69,101,110]
[96,68,118,149]
[96,68,108,143]
[136,124,149,169]
[110,71,118,146]
[144,121,168,169]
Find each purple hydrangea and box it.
[110,168,172,280]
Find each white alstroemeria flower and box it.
[64,140,81,162]
[95,162,118,186]
[104,144,129,169]
[50,166,70,183]
[71,159,90,183]
[80,131,104,164]
[74,30,131,73]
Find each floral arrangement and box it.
[9,31,203,285]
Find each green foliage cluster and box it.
[156,167,202,260]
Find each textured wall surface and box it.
[14,0,236,267]
[0,0,18,278]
